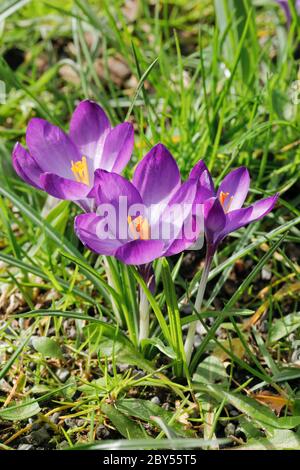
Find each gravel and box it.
[56,368,70,382]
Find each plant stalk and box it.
[139,285,150,343]
[184,251,213,365]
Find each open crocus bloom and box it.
[191,162,279,254]
[75,144,202,265]
[12,100,134,211]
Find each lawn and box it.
[0,0,300,451]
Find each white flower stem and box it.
[184,252,212,365]
[139,285,150,343]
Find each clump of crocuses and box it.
[11,99,279,360]
[75,143,203,265]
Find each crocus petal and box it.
[133,143,181,207]
[219,194,279,242]
[69,100,111,168]
[75,213,122,256]
[91,170,143,208]
[217,167,250,211]
[12,142,43,189]
[100,122,134,173]
[40,173,90,200]
[90,170,144,241]
[163,232,199,257]
[190,160,215,203]
[204,197,226,245]
[247,194,279,221]
[157,178,198,247]
[26,118,81,179]
[115,239,165,265]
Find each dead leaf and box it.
[59,64,80,85]
[244,281,300,330]
[251,391,290,415]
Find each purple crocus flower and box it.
[184,162,279,364]
[75,143,202,265]
[191,162,279,256]
[12,100,134,211]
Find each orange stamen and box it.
[219,191,233,212]
[128,215,150,240]
[219,191,229,206]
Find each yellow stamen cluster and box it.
[71,156,90,186]
[128,215,150,240]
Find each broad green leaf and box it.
[269,313,300,343]
[151,416,178,439]
[198,384,300,430]
[0,399,40,421]
[193,356,228,386]
[32,336,63,359]
[101,403,148,439]
[116,398,195,437]
[141,338,176,359]
[235,429,300,450]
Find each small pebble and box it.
[64,418,77,428]
[131,369,145,379]
[118,363,130,372]
[224,422,236,437]
[18,444,34,450]
[291,349,300,363]
[96,424,110,439]
[25,427,50,445]
[151,396,160,405]
[196,323,206,335]
[57,440,69,450]
[261,267,272,280]
[56,368,70,383]
[181,305,193,315]
[194,334,201,348]
[76,419,86,427]
[50,412,60,424]
[31,422,41,431]
[67,326,77,340]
